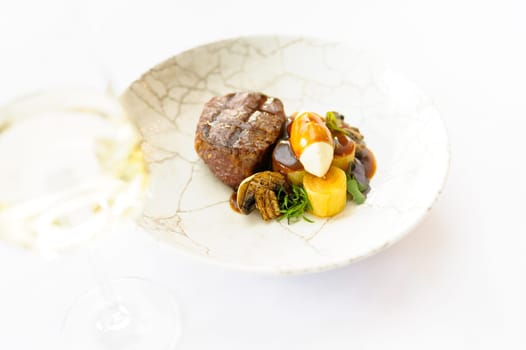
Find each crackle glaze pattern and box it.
[120,36,449,274]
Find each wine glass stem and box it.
[87,241,132,332]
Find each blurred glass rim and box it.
[0,86,130,126]
[0,87,147,254]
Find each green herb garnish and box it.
[325,111,349,135]
[277,184,313,224]
[325,111,365,143]
[346,176,366,204]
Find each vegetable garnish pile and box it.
[235,110,376,223]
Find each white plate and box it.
[121,35,450,274]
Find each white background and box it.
[1,0,525,349]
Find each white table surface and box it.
[1,1,525,349]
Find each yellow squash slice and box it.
[303,166,347,217]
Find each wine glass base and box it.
[62,277,181,350]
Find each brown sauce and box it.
[358,146,377,179]
[272,139,304,174]
[294,118,332,145]
[230,192,241,213]
[333,132,355,156]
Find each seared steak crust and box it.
[195,92,286,189]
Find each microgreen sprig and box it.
[325,111,349,135]
[277,184,313,224]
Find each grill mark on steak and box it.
[195,92,286,189]
[202,94,282,148]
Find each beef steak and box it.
[194,92,286,189]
